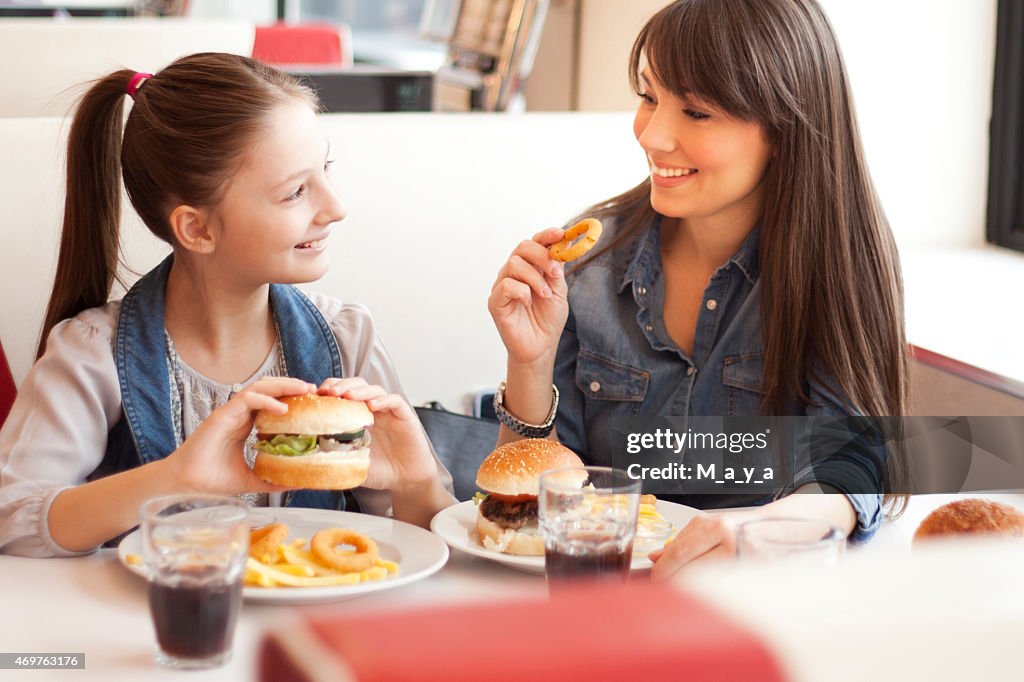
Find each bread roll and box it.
[914,498,1024,544]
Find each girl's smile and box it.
[295,233,331,252]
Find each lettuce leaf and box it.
[256,434,319,456]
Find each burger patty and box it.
[480,496,538,530]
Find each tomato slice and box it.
[486,493,537,503]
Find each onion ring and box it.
[549,218,603,262]
[249,523,289,561]
[311,527,379,573]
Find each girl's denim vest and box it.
[92,256,347,512]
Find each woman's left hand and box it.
[318,378,438,491]
[649,511,754,582]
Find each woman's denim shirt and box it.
[553,216,884,542]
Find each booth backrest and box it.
[0,113,644,410]
[3,113,1012,415]
[0,18,255,117]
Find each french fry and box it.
[272,563,318,577]
[376,559,400,574]
[245,567,275,587]
[246,558,363,587]
[362,561,389,577]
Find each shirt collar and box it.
[619,214,662,293]
[619,215,762,290]
[729,224,761,284]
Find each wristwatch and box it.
[493,380,559,438]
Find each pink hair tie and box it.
[126,72,154,99]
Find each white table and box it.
[1,493,1022,681]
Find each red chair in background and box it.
[252,23,353,66]
[0,339,16,428]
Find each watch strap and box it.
[493,381,559,438]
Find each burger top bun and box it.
[914,498,1024,544]
[476,439,586,496]
[255,394,373,434]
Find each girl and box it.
[0,53,453,558]
[488,0,908,579]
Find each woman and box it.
[488,0,908,579]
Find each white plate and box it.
[118,507,449,604]
[430,500,703,575]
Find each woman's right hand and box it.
[488,228,570,366]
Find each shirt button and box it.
[645,324,654,333]
[636,286,647,296]
[589,381,601,393]
[706,299,718,311]
[686,366,696,376]
[232,383,245,395]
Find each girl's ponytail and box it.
[36,54,318,359]
[36,70,134,359]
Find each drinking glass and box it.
[735,517,845,565]
[538,466,641,584]
[140,495,249,669]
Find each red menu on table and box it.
[258,580,786,682]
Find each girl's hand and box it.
[488,228,570,367]
[318,378,439,492]
[648,511,755,582]
[165,377,316,495]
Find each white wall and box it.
[821,0,997,250]
[0,18,256,117]
[574,0,998,250]
[576,0,667,111]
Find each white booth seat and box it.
[0,18,255,117]
[0,112,1019,415]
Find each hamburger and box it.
[913,498,1024,545]
[254,394,372,489]
[475,438,585,556]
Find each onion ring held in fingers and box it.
[311,527,380,572]
[549,218,603,262]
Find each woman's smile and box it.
[650,158,699,188]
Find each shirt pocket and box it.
[722,351,765,416]
[575,350,649,404]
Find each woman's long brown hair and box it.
[37,53,317,359]
[581,0,909,513]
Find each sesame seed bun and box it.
[475,439,586,496]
